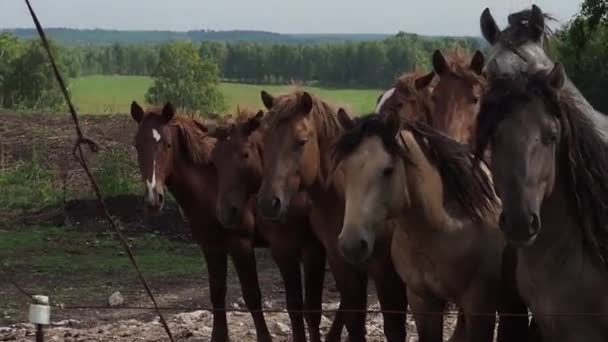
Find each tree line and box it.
[1,0,607,114]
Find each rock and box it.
[320,315,332,327]
[231,302,240,310]
[273,321,290,336]
[263,300,273,309]
[322,302,340,311]
[237,297,246,307]
[108,291,124,307]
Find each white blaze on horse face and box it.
[146,160,157,196]
[152,129,161,142]
[375,88,395,114]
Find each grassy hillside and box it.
[70,75,381,115]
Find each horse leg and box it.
[496,244,530,342]
[302,240,327,342]
[408,288,444,342]
[372,264,407,342]
[326,254,367,342]
[462,295,496,342]
[447,308,466,342]
[272,247,307,342]
[528,318,543,342]
[229,239,272,342]
[202,248,229,342]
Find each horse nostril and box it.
[498,213,507,230]
[271,197,281,211]
[359,239,368,254]
[229,206,239,217]
[529,214,541,235]
[158,193,164,206]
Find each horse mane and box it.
[475,70,608,266]
[443,47,487,88]
[498,7,555,50]
[333,114,497,222]
[170,115,216,164]
[264,86,343,183]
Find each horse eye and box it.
[295,138,308,148]
[383,166,394,178]
[543,131,558,145]
[472,97,479,104]
[242,151,249,159]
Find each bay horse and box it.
[429,48,485,145]
[332,112,529,342]
[374,69,435,122]
[255,89,407,341]
[480,4,608,141]
[474,63,608,342]
[130,101,272,342]
[210,108,332,342]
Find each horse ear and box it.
[415,71,435,90]
[337,108,355,129]
[548,63,565,90]
[299,92,314,115]
[245,110,265,135]
[529,4,545,42]
[384,111,401,138]
[480,8,500,45]
[161,102,175,123]
[470,50,485,75]
[131,101,144,123]
[432,50,449,76]
[261,90,274,110]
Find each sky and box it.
[0,0,583,36]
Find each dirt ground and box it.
[0,112,465,341]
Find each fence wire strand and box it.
[21,1,175,340]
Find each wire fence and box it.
[4,1,608,341]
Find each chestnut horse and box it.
[256,89,407,341]
[211,108,332,342]
[429,48,485,145]
[131,102,271,342]
[332,112,530,342]
[374,69,435,122]
[474,64,608,341]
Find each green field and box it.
[71,75,380,115]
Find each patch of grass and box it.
[94,148,140,197]
[0,147,60,210]
[71,75,380,114]
[71,75,152,114]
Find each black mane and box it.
[333,114,497,222]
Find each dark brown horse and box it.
[429,48,485,145]
[474,63,608,341]
[131,102,271,342]
[255,89,407,341]
[210,108,331,342]
[374,69,435,122]
[480,4,608,141]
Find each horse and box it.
[428,48,485,145]
[130,101,272,342]
[210,107,332,342]
[255,88,407,341]
[374,69,435,122]
[474,63,608,341]
[479,4,608,141]
[332,111,529,342]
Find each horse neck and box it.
[165,145,216,214]
[398,131,467,234]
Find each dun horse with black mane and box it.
[332,112,529,342]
